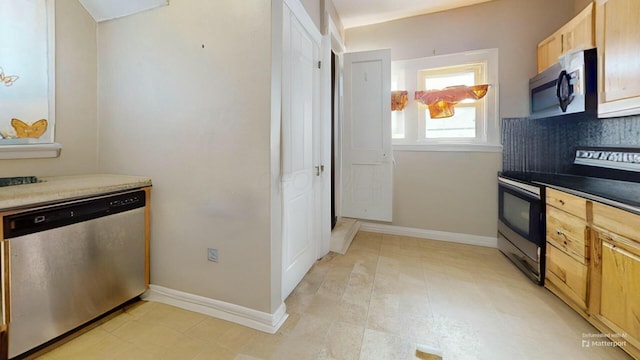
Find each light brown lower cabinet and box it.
[589,230,640,358]
[546,189,640,359]
[546,243,588,311]
[545,190,589,315]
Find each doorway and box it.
[331,50,337,230]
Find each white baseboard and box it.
[359,222,497,248]
[141,285,288,334]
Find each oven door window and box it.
[499,185,541,243]
[502,191,531,236]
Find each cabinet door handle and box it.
[558,199,565,205]
[556,230,564,236]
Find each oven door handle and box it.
[499,181,541,200]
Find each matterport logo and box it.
[581,332,627,348]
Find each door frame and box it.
[325,10,345,227]
[270,0,285,313]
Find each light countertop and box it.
[0,174,152,211]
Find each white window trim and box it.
[0,143,62,159]
[391,48,500,152]
[393,144,502,153]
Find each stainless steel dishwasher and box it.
[4,189,147,359]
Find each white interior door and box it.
[281,0,321,300]
[342,49,393,222]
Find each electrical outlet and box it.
[207,248,218,262]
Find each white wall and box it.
[344,0,574,238]
[96,0,275,313]
[0,0,98,177]
[392,151,502,236]
[346,0,573,118]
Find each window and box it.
[419,63,483,139]
[0,0,60,158]
[391,49,500,151]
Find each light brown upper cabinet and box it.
[596,0,640,117]
[537,3,595,73]
[537,34,563,73]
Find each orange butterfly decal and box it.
[11,118,48,138]
[0,67,19,86]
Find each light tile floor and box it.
[35,231,632,360]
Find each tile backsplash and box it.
[502,113,640,174]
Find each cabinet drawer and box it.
[546,206,588,263]
[545,243,588,309]
[592,201,640,242]
[546,188,587,219]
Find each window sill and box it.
[393,144,503,153]
[0,143,62,159]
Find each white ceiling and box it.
[333,0,497,29]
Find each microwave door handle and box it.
[556,70,574,112]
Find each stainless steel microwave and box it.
[529,48,597,119]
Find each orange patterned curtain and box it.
[391,91,408,111]
[414,85,489,118]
